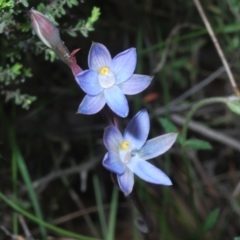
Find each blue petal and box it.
[117,167,134,195]
[138,133,178,160]
[104,85,129,117]
[127,156,172,185]
[124,109,149,150]
[111,48,136,84]
[102,152,125,175]
[77,93,106,115]
[76,70,103,95]
[103,125,123,152]
[118,74,153,95]
[88,43,112,71]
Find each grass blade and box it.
[0,191,102,240]
[106,187,118,240]
[93,174,107,238]
[9,129,47,240]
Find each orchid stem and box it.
[111,173,153,239]
[127,187,154,239]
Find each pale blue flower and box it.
[102,109,177,195]
[76,43,152,117]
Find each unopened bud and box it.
[30,9,61,49]
[30,9,83,74]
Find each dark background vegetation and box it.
[1,0,240,239]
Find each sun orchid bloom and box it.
[102,109,177,195]
[76,43,153,117]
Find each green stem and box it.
[0,191,102,240]
[160,69,173,239]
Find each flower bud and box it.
[30,9,71,66]
[30,9,61,49]
[30,9,83,73]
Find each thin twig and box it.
[0,225,23,240]
[18,215,35,240]
[52,202,130,225]
[28,157,100,190]
[56,158,100,238]
[170,113,240,152]
[153,66,227,116]
[187,150,219,198]
[193,0,240,96]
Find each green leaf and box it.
[158,118,182,144]
[0,0,14,10]
[89,6,101,23]
[80,29,88,37]
[45,49,57,62]
[172,70,187,88]
[203,208,220,232]
[60,7,66,15]
[184,138,212,150]
[67,30,77,37]
[71,0,78,6]
[159,117,178,132]
[11,63,22,75]
[234,237,240,240]
[21,0,28,7]
[67,0,72,8]
[0,22,5,33]
[227,102,240,115]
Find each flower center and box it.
[98,67,115,88]
[120,141,131,150]
[119,141,132,163]
[99,67,110,75]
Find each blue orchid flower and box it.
[102,109,177,195]
[76,43,153,117]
